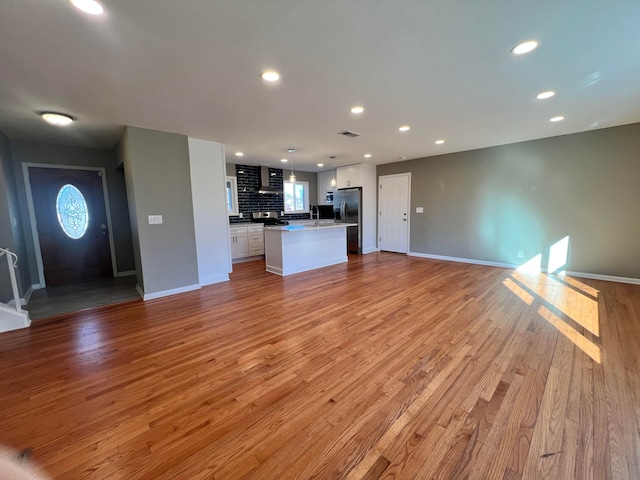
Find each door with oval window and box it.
[29,167,113,286]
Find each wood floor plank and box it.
[0,254,638,479]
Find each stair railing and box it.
[0,247,22,313]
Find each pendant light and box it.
[288,148,296,182]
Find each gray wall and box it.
[0,132,30,301]
[120,127,199,295]
[377,123,640,279]
[10,141,135,281]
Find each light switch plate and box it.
[148,215,163,225]
[416,207,424,213]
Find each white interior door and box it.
[378,173,410,253]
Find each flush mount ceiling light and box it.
[399,125,410,132]
[40,112,74,126]
[260,70,280,82]
[280,158,288,163]
[317,163,324,167]
[550,115,565,122]
[364,154,372,158]
[511,40,539,55]
[536,91,555,100]
[435,139,445,145]
[235,152,244,157]
[288,148,296,182]
[350,106,364,114]
[70,0,104,15]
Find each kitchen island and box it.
[264,222,357,276]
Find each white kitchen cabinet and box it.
[316,169,337,205]
[230,225,264,259]
[334,163,377,254]
[247,224,265,256]
[336,164,363,189]
[229,226,249,259]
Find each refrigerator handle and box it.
[340,201,346,222]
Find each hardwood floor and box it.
[0,252,638,479]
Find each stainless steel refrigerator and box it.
[333,187,362,254]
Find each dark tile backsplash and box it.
[229,164,311,224]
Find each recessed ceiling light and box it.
[260,70,280,82]
[364,154,372,158]
[511,40,539,55]
[280,158,288,163]
[317,163,324,167]
[235,152,244,157]
[399,125,410,132]
[536,91,555,100]
[435,139,445,145]
[550,115,565,122]
[350,106,364,114]
[41,112,74,126]
[70,0,104,15]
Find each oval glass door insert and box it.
[56,184,89,239]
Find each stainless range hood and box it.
[258,166,282,195]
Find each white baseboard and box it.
[199,274,230,286]
[362,247,379,254]
[562,270,640,286]
[6,284,35,308]
[115,270,136,277]
[137,283,201,301]
[408,252,517,269]
[408,252,640,285]
[23,285,35,304]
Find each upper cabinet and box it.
[336,164,363,189]
[317,169,336,205]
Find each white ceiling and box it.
[1,1,639,171]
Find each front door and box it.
[29,167,113,286]
[379,173,410,253]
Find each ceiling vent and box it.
[338,130,361,138]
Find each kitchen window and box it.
[226,176,239,216]
[283,180,309,213]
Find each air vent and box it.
[338,130,361,138]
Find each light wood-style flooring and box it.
[0,253,639,479]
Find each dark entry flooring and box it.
[26,275,140,320]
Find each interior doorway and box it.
[378,173,411,254]
[24,165,118,287]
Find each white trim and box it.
[362,247,379,254]
[114,270,136,277]
[266,255,347,276]
[408,252,640,285]
[562,270,640,286]
[135,284,145,299]
[23,285,34,304]
[378,172,411,254]
[138,283,201,301]
[22,163,121,284]
[409,251,517,269]
[199,274,230,286]
[0,303,30,333]
[6,285,34,308]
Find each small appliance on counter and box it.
[251,211,289,226]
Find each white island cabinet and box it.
[264,223,357,276]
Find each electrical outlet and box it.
[416,207,424,213]
[517,250,524,258]
[238,213,243,219]
[148,215,163,225]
